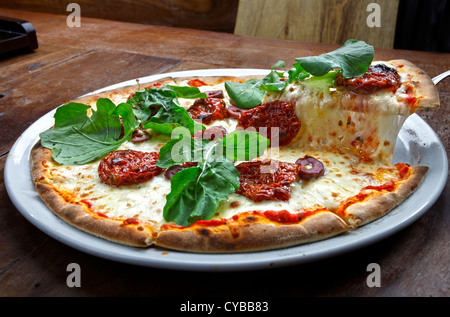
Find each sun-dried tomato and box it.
[98,150,164,187]
[235,160,299,202]
[187,98,228,125]
[237,101,301,146]
[335,64,401,93]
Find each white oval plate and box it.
[4,69,448,271]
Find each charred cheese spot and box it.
[229,201,241,208]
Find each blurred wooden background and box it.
[0,0,448,52]
[0,0,240,33]
[234,0,399,48]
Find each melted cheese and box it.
[264,61,414,163]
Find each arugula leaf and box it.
[287,60,311,83]
[225,40,374,108]
[166,85,207,99]
[127,85,204,135]
[157,128,270,226]
[224,61,287,109]
[156,131,210,169]
[163,160,240,227]
[224,78,265,109]
[295,39,374,78]
[126,89,158,123]
[157,128,270,168]
[259,72,286,92]
[220,129,270,162]
[40,98,139,165]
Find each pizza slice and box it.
[29,40,440,253]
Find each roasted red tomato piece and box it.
[187,79,208,87]
[237,101,301,146]
[98,150,164,187]
[235,160,298,202]
[187,98,228,125]
[335,64,401,93]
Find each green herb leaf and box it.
[225,61,287,109]
[220,129,270,162]
[157,128,269,168]
[163,160,240,227]
[259,70,286,92]
[157,128,270,226]
[166,85,207,99]
[224,78,265,109]
[127,86,204,135]
[156,130,210,169]
[295,39,374,78]
[40,98,139,165]
[287,60,311,83]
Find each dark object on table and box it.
[0,17,38,55]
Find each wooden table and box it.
[1,9,449,299]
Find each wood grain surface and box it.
[235,0,400,48]
[0,0,239,33]
[0,8,448,299]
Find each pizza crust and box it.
[389,59,440,111]
[342,166,429,227]
[155,211,350,253]
[30,144,154,247]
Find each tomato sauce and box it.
[336,180,398,216]
[187,79,209,87]
[262,210,302,224]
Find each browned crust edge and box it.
[343,165,429,227]
[390,59,440,110]
[155,211,350,253]
[30,144,154,247]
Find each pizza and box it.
[29,40,440,253]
